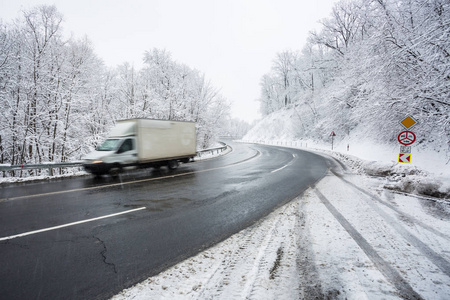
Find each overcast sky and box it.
[0,0,338,123]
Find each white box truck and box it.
[82,119,196,176]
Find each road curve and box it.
[0,141,329,300]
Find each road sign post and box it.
[397,116,417,164]
[330,131,336,150]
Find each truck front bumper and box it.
[83,162,113,175]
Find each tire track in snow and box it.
[331,170,450,278]
[240,204,288,299]
[313,187,424,300]
[197,203,292,299]
[296,194,327,299]
[331,170,450,241]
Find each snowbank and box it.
[0,169,89,184]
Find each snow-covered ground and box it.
[112,141,450,299]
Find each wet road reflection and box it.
[0,141,329,300]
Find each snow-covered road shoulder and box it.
[330,150,450,201]
[113,191,304,299]
[306,170,450,299]
[112,151,450,299]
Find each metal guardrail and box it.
[0,143,229,177]
[0,162,83,172]
[196,142,228,157]
[0,162,84,177]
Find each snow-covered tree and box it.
[0,6,230,176]
[257,0,449,155]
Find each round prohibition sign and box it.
[398,130,416,146]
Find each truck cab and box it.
[83,137,138,175]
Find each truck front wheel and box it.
[168,160,179,170]
[109,163,122,177]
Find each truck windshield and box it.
[97,139,121,151]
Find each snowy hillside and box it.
[251,0,449,183]
[243,107,450,199]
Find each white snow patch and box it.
[0,169,89,184]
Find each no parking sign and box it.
[398,131,416,146]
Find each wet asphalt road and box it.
[0,141,329,300]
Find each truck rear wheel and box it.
[167,160,179,170]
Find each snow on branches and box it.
[0,6,230,168]
[258,0,449,151]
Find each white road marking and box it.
[271,154,296,173]
[0,207,146,241]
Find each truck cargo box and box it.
[114,119,197,162]
[82,119,197,175]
